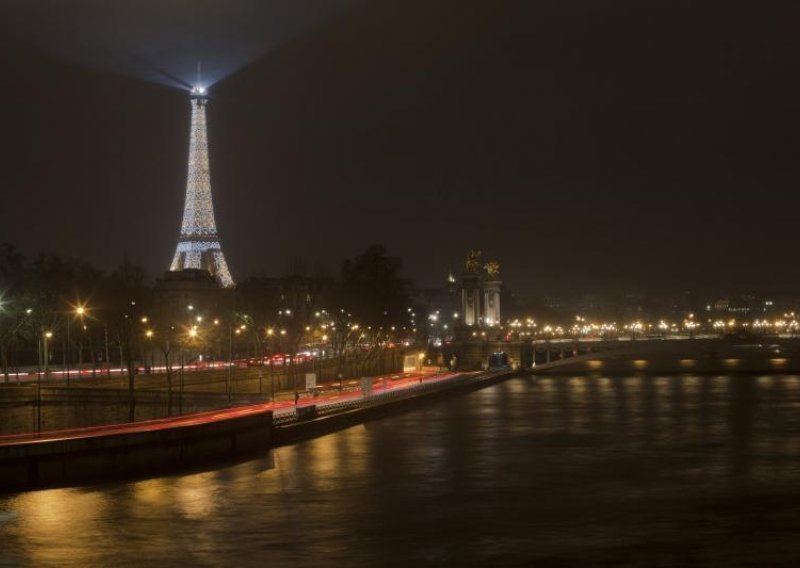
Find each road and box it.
[0,369,457,446]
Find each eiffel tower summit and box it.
[169,83,234,288]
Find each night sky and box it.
[1,0,799,299]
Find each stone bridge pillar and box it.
[461,272,480,327]
[483,279,501,327]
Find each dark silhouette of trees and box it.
[337,244,410,329]
[0,244,26,381]
[103,259,150,419]
[332,244,410,378]
[0,241,415,394]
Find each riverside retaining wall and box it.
[273,369,518,446]
[0,406,273,491]
[0,369,520,492]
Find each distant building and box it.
[154,269,230,322]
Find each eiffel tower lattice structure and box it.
[169,86,234,288]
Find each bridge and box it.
[451,334,800,374]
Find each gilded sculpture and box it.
[465,250,482,272]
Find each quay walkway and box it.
[0,368,517,490]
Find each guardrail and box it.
[272,370,511,427]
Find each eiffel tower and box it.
[169,84,234,288]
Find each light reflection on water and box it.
[2,374,800,566]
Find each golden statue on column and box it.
[465,250,482,273]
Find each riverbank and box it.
[272,369,517,446]
[0,369,518,491]
[0,405,274,491]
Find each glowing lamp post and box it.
[36,330,53,432]
[43,331,53,379]
[179,326,199,415]
[266,328,275,402]
[145,329,154,374]
[66,304,87,386]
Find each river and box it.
[2,374,800,567]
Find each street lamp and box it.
[43,331,53,379]
[66,303,88,385]
[144,329,154,374]
[37,330,53,432]
[179,327,199,415]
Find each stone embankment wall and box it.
[0,407,273,491]
[0,369,521,491]
[0,386,266,435]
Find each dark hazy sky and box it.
[1,0,799,299]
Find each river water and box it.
[2,374,800,567]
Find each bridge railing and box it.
[272,370,510,427]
